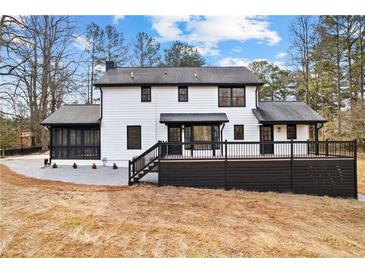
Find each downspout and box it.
[99,86,103,162]
[47,125,52,165]
[255,85,260,109]
[99,87,103,120]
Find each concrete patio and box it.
[0,153,157,186]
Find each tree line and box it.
[0,15,364,149]
[0,16,205,149]
[249,16,364,144]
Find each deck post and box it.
[157,141,161,187]
[128,160,132,186]
[224,139,228,190]
[290,138,294,193]
[354,139,358,199]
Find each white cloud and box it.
[276,52,288,59]
[218,57,267,67]
[218,57,250,67]
[113,15,125,25]
[74,35,90,50]
[151,16,190,41]
[273,60,288,70]
[151,16,281,56]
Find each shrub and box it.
[52,163,57,168]
[73,163,77,169]
[92,163,97,169]
[112,163,118,169]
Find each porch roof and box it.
[252,101,327,124]
[41,104,100,126]
[160,113,229,124]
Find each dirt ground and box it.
[1,164,365,258]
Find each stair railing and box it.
[128,141,160,185]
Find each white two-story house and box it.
[41,62,326,167]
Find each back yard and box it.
[1,164,365,257]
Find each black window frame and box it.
[218,86,246,107]
[127,125,142,149]
[178,86,189,102]
[141,86,151,102]
[50,126,100,160]
[287,124,297,140]
[234,125,244,140]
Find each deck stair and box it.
[128,142,160,185]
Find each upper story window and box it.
[218,86,245,107]
[287,124,297,139]
[141,86,151,102]
[178,86,188,102]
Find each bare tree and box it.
[289,16,317,105]
[0,15,79,150]
[85,22,105,103]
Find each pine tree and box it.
[163,41,205,67]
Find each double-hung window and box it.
[141,86,151,102]
[218,86,245,107]
[178,86,188,102]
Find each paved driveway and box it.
[0,154,157,186]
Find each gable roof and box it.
[41,104,100,125]
[94,67,264,86]
[252,101,326,124]
[160,113,229,124]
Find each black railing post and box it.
[224,139,228,190]
[128,160,132,186]
[354,139,358,199]
[157,141,161,187]
[290,138,294,193]
[325,139,329,157]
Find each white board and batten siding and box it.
[101,85,260,166]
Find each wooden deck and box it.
[129,140,357,198]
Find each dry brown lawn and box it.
[1,164,365,258]
[358,156,365,194]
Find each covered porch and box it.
[41,105,101,162]
[159,113,229,157]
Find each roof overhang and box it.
[257,120,326,125]
[40,123,100,127]
[94,82,264,88]
[160,113,229,124]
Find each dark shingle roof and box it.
[160,113,229,124]
[252,101,326,124]
[95,67,263,86]
[41,104,100,125]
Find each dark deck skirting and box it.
[158,158,356,198]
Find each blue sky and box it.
[75,16,296,67]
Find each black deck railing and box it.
[128,142,160,184]
[128,140,357,184]
[159,140,356,160]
